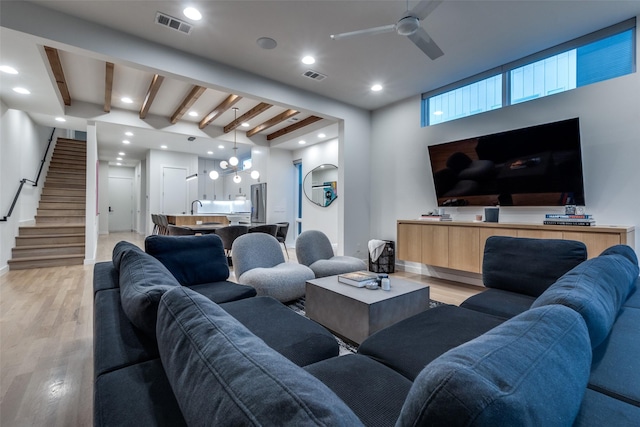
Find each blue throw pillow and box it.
[118,247,180,336]
[397,305,591,427]
[145,234,229,286]
[157,286,363,426]
[532,245,639,348]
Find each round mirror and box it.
[303,164,338,207]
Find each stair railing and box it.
[1,128,56,222]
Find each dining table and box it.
[177,224,226,234]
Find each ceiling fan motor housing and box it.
[396,15,420,36]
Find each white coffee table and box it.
[305,275,430,344]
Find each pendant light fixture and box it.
[210,107,259,183]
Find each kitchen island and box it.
[166,215,230,226]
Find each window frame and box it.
[422,18,636,126]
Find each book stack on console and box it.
[337,271,379,287]
[418,213,452,221]
[543,213,595,226]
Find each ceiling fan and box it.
[330,0,444,60]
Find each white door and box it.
[162,167,188,214]
[108,177,133,232]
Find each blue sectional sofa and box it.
[93,234,640,426]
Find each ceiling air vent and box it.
[302,70,327,82]
[155,12,193,35]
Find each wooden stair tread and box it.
[13,243,85,250]
[8,254,84,262]
[18,233,85,239]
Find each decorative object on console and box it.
[485,207,499,223]
[544,212,595,226]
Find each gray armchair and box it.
[295,230,367,278]
[231,233,314,302]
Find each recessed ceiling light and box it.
[161,145,168,149]
[117,157,123,161]
[218,145,224,149]
[257,37,277,50]
[183,7,202,21]
[0,65,18,74]
[188,111,198,117]
[118,152,125,156]
[55,117,66,122]
[371,84,383,92]
[121,97,133,104]
[301,56,316,65]
[317,133,326,138]
[298,140,306,145]
[13,87,30,94]
[207,151,213,155]
[125,131,133,136]
[122,140,130,144]
[116,162,122,166]
[241,122,250,128]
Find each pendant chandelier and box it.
[208,107,259,183]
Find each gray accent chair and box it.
[295,230,367,278]
[232,233,315,302]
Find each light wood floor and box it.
[0,232,482,426]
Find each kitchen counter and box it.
[166,215,230,226]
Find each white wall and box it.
[371,63,640,282]
[146,149,198,235]
[84,123,99,264]
[294,139,340,246]
[97,160,109,234]
[0,102,56,273]
[265,148,296,244]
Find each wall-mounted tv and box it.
[428,118,586,207]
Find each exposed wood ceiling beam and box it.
[170,85,206,124]
[199,94,242,129]
[44,46,71,106]
[267,115,323,140]
[247,109,299,137]
[140,74,164,119]
[104,62,114,112]
[223,102,273,133]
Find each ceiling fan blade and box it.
[411,0,442,21]
[330,24,396,40]
[407,27,444,60]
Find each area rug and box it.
[286,297,446,355]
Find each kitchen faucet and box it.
[191,199,202,215]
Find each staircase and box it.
[8,138,86,270]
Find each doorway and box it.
[108,177,133,232]
[162,166,187,214]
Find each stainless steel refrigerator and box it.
[250,183,267,223]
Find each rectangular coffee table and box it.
[305,275,430,344]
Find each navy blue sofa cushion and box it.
[145,234,229,285]
[112,240,142,272]
[186,281,256,304]
[396,305,592,427]
[482,236,587,297]
[460,288,536,319]
[94,358,186,427]
[156,286,364,426]
[118,246,180,337]
[94,288,159,379]
[588,306,640,406]
[358,305,505,381]
[532,245,639,348]
[305,354,412,427]
[574,388,640,426]
[219,296,338,366]
[94,261,120,295]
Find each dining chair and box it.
[248,224,278,237]
[275,222,290,259]
[214,225,249,263]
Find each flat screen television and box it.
[428,118,586,207]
